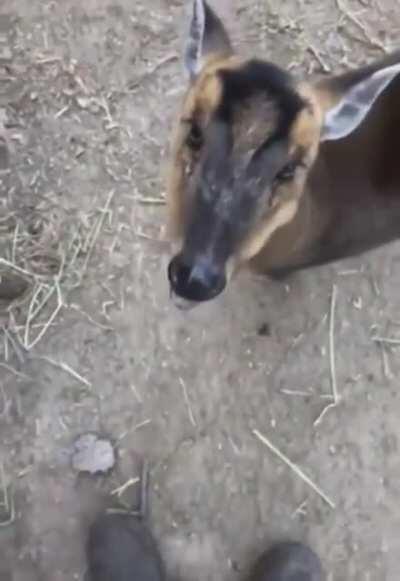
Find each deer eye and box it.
[186,123,203,151]
[275,160,298,182]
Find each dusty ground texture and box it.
[1,0,400,580]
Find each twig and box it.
[307,45,331,73]
[98,97,117,129]
[335,0,387,53]
[132,419,152,432]
[24,283,45,347]
[314,285,339,426]
[11,222,19,265]
[133,196,166,206]
[329,285,338,401]
[35,56,62,64]
[253,429,335,509]
[101,300,115,320]
[110,477,140,498]
[281,389,312,397]
[118,419,152,441]
[1,326,24,364]
[380,342,393,381]
[133,229,162,242]
[369,275,380,297]
[372,336,400,346]
[17,466,33,478]
[291,499,308,518]
[0,258,35,279]
[128,54,178,91]
[7,311,24,352]
[338,269,362,276]
[69,304,114,331]
[179,377,196,427]
[25,280,63,350]
[81,190,115,276]
[54,105,70,119]
[13,322,58,332]
[0,362,30,380]
[130,384,142,403]
[36,355,91,387]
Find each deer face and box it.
[167,0,400,307]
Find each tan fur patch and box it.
[290,84,323,162]
[165,116,188,239]
[182,55,244,121]
[303,78,345,118]
[166,56,245,240]
[183,74,222,122]
[313,82,342,113]
[238,198,299,262]
[231,88,320,264]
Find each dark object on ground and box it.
[87,512,165,581]
[248,542,323,581]
[0,272,29,302]
[257,323,271,337]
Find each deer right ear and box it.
[318,62,400,141]
[184,0,232,80]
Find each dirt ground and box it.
[1,0,400,580]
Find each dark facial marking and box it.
[217,60,304,132]
[186,121,204,150]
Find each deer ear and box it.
[184,0,232,80]
[319,62,400,141]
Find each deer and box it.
[166,0,400,309]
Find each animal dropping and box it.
[166,0,400,309]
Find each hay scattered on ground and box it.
[0,44,170,384]
[0,191,115,365]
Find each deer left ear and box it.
[319,62,400,142]
[184,0,232,80]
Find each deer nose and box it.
[168,254,226,303]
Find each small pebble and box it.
[72,433,115,474]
